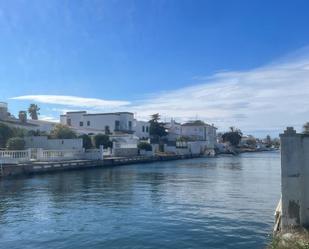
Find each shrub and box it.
[0,123,14,147]
[51,124,76,139]
[79,134,93,149]
[6,137,25,150]
[138,142,152,151]
[94,134,113,148]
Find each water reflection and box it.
[0,152,280,249]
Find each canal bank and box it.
[0,154,202,178]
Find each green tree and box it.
[0,123,14,147]
[27,129,47,136]
[222,128,242,147]
[12,127,28,138]
[28,104,40,120]
[51,124,76,139]
[79,134,93,149]
[138,142,152,151]
[18,111,27,123]
[6,137,25,150]
[149,113,167,142]
[94,134,113,148]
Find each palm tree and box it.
[28,104,40,120]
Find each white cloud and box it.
[129,55,309,136]
[11,95,130,109]
[39,115,59,123]
[10,49,309,136]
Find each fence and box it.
[0,146,105,164]
[0,149,31,164]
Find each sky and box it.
[1,0,309,137]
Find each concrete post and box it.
[27,149,32,161]
[37,148,44,161]
[280,127,309,231]
[99,145,104,160]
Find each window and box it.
[128,121,132,130]
[115,120,120,130]
[67,119,71,126]
[80,121,83,127]
[87,121,90,126]
[142,126,145,132]
[146,126,149,132]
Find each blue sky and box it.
[1,0,309,136]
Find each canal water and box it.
[0,152,280,249]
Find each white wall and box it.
[165,120,181,141]
[24,136,83,150]
[60,111,135,134]
[134,120,150,139]
[180,124,217,149]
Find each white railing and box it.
[0,146,105,164]
[0,149,31,164]
[38,149,85,161]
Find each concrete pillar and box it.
[280,127,307,230]
[99,145,104,160]
[37,148,43,161]
[27,149,32,161]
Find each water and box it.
[0,152,280,249]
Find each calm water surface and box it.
[0,152,280,249]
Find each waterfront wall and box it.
[24,136,83,150]
[0,154,201,178]
[112,148,138,157]
[280,127,309,231]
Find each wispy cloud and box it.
[11,95,130,109]
[39,115,59,123]
[10,48,309,136]
[130,52,309,135]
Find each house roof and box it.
[181,120,217,129]
[182,120,207,126]
[0,119,38,127]
[83,112,133,116]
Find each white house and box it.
[133,120,150,139]
[60,111,134,134]
[165,120,217,150]
[165,119,181,141]
[60,111,150,138]
[181,120,216,142]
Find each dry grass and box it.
[268,229,309,249]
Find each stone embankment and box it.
[0,154,202,178]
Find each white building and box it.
[165,119,181,141]
[60,111,150,138]
[133,120,150,139]
[0,102,9,120]
[181,120,216,141]
[165,120,217,149]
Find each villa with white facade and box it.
[60,111,150,138]
[165,119,217,149]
